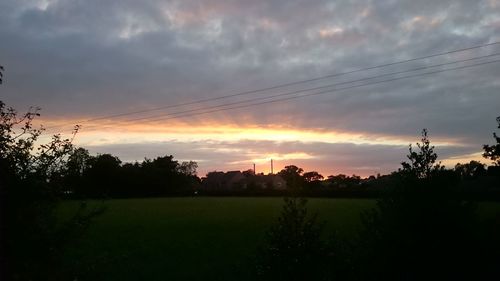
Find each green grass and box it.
[59,197,500,280]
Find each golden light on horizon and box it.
[35,117,486,177]
[39,117,466,147]
[440,152,486,168]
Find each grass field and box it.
[59,197,500,280]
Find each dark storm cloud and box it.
[1,0,499,173]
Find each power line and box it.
[81,57,500,130]
[81,53,500,128]
[45,41,500,130]
[137,58,500,123]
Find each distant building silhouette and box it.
[202,171,286,190]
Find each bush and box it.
[257,197,330,281]
[0,100,104,280]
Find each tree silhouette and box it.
[277,165,304,189]
[401,128,442,179]
[67,147,93,177]
[84,154,122,197]
[454,160,486,180]
[483,116,500,166]
[178,160,198,176]
[1,100,104,280]
[357,129,481,280]
[257,197,328,281]
[1,69,103,279]
[303,171,324,182]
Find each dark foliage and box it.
[64,153,200,198]
[325,174,362,188]
[454,160,486,180]
[303,171,324,190]
[277,165,305,190]
[357,176,482,280]
[257,197,330,281]
[0,100,104,280]
[483,116,500,166]
[401,128,443,179]
[355,130,497,280]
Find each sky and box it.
[1,0,500,177]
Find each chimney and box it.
[271,159,274,174]
[253,163,256,175]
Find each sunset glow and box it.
[2,0,499,177]
[34,117,486,177]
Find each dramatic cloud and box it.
[1,0,499,175]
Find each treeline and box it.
[56,148,500,200]
[268,163,500,200]
[58,154,500,199]
[60,149,200,198]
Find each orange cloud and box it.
[318,26,344,38]
[401,15,444,31]
[40,117,466,148]
[37,117,479,177]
